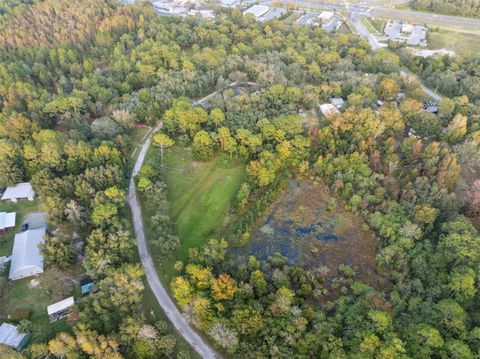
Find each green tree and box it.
[153,133,174,167]
[192,130,213,161]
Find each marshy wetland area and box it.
[231,179,384,287]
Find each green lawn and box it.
[141,146,245,285]
[0,198,77,345]
[0,199,39,257]
[428,29,480,57]
[0,265,82,344]
[361,16,385,34]
[127,125,149,162]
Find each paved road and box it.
[272,0,480,28]
[346,11,384,50]
[400,70,442,101]
[128,123,220,359]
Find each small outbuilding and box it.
[8,227,46,281]
[331,98,345,109]
[47,297,75,323]
[423,101,438,113]
[1,183,35,203]
[0,323,30,350]
[80,278,97,296]
[319,103,339,117]
[0,212,16,234]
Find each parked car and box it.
[21,223,29,232]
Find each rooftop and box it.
[318,11,334,21]
[9,227,46,280]
[1,182,35,201]
[47,296,75,315]
[331,98,345,108]
[0,323,29,350]
[384,21,427,47]
[0,212,16,230]
[319,103,339,117]
[243,5,269,18]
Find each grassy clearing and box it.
[0,200,39,257]
[127,125,150,165]
[0,199,75,344]
[369,17,387,33]
[0,266,83,343]
[141,145,245,285]
[119,178,199,357]
[361,16,385,34]
[428,29,480,57]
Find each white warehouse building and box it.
[9,227,46,281]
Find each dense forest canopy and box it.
[411,0,480,19]
[0,0,479,358]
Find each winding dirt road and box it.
[128,123,220,359]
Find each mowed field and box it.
[428,28,480,56]
[143,146,245,284]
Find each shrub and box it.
[10,308,32,321]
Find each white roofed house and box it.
[1,182,35,203]
[0,212,16,235]
[47,297,75,322]
[8,227,46,281]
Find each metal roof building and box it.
[331,98,345,108]
[0,212,16,232]
[47,297,75,322]
[319,103,339,117]
[1,182,35,203]
[8,227,46,281]
[0,323,30,350]
[243,5,269,19]
[220,0,237,6]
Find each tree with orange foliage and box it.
[210,273,238,301]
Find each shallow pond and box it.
[230,179,379,283]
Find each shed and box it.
[331,98,345,108]
[0,212,16,234]
[0,323,30,350]
[0,256,11,271]
[47,297,75,322]
[80,278,97,296]
[243,5,269,19]
[1,183,35,203]
[319,104,339,117]
[8,227,46,281]
[423,101,438,113]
